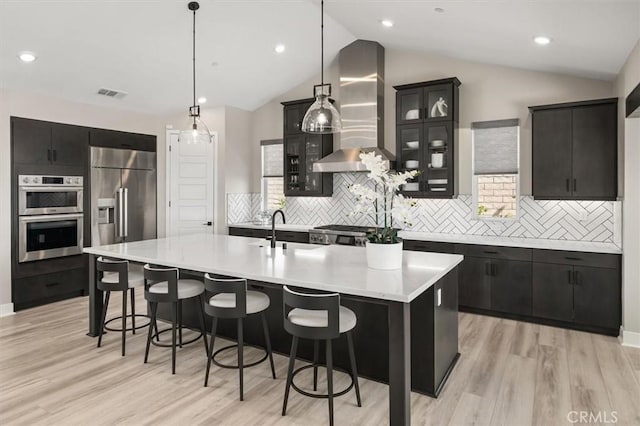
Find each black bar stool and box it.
[203,273,276,401]
[96,257,150,356]
[281,286,362,426]
[143,264,208,374]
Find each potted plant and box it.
[349,152,419,270]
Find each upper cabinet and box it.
[530,98,617,200]
[90,128,156,152]
[281,99,333,197]
[12,117,88,167]
[394,78,460,198]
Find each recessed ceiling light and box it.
[198,97,207,104]
[434,7,444,13]
[275,44,286,53]
[381,19,393,28]
[18,51,37,63]
[533,36,551,46]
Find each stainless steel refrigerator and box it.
[90,147,156,246]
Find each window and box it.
[472,119,520,219]
[261,139,284,211]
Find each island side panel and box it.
[87,253,103,337]
[388,301,411,426]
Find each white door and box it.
[166,130,215,237]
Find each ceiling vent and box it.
[97,88,127,99]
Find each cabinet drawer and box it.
[455,244,531,261]
[404,239,455,254]
[14,268,87,304]
[228,227,269,239]
[532,249,619,269]
[275,230,309,243]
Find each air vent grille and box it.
[97,88,127,99]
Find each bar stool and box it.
[203,274,276,401]
[143,264,208,374]
[281,286,362,426]
[96,257,150,356]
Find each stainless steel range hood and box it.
[313,40,394,173]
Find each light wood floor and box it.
[1,293,639,426]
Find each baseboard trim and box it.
[0,303,15,317]
[620,327,640,348]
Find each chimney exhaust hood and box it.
[312,40,394,173]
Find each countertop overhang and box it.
[84,234,463,303]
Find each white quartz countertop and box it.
[229,223,313,232]
[84,234,463,303]
[398,231,622,254]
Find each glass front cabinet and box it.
[394,77,460,198]
[282,98,333,197]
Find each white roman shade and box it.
[261,139,283,177]
[472,119,519,175]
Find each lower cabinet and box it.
[13,267,87,310]
[406,239,621,336]
[455,245,532,316]
[532,259,620,331]
[228,227,309,243]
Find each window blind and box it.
[472,119,519,175]
[261,140,283,178]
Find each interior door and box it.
[122,168,156,243]
[90,167,121,246]
[167,131,215,237]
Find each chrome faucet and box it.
[270,209,286,248]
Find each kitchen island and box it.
[84,234,463,426]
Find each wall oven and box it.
[17,175,84,263]
[18,213,84,263]
[18,175,83,215]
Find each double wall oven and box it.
[18,175,84,262]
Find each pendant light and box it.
[301,0,341,134]
[179,1,212,144]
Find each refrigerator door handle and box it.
[123,187,129,238]
[117,187,124,238]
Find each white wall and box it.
[615,40,640,346]
[249,47,613,194]
[0,89,165,309]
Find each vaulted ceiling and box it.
[1,0,638,115]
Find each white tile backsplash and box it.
[227,173,620,245]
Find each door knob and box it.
[203,221,212,226]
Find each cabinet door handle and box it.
[484,250,498,255]
[52,149,57,162]
[566,178,570,192]
[567,270,573,284]
[491,264,497,276]
[573,179,577,192]
[47,148,51,162]
[565,256,582,261]
[46,282,61,288]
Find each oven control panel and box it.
[19,175,83,187]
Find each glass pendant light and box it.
[179,2,212,144]
[301,0,341,134]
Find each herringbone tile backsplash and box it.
[227,174,620,244]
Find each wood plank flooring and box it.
[1,294,639,426]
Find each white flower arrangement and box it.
[348,151,419,244]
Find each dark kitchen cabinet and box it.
[281,98,333,197]
[13,267,87,310]
[530,98,617,200]
[228,226,309,243]
[12,117,88,167]
[89,128,156,152]
[458,256,491,310]
[455,244,532,316]
[532,249,620,334]
[394,78,460,198]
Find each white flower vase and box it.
[365,241,403,270]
